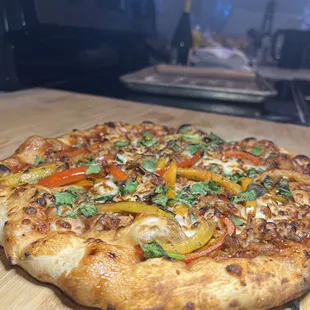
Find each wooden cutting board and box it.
[0,88,310,310]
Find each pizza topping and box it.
[251,144,262,156]
[33,155,45,167]
[231,184,265,204]
[157,220,217,255]
[109,164,129,182]
[114,141,129,148]
[0,164,59,187]
[225,264,243,277]
[142,158,156,172]
[224,150,264,166]
[141,242,184,260]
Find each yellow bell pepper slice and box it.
[173,204,189,217]
[164,162,177,198]
[97,202,176,221]
[155,158,167,170]
[0,164,60,188]
[261,169,310,185]
[178,167,242,194]
[157,220,217,255]
[241,177,257,216]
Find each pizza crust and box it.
[1,123,310,309]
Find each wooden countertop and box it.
[0,88,310,310]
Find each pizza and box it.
[0,121,310,310]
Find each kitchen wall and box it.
[155,0,310,40]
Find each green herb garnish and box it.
[154,184,169,195]
[252,144,262,156]
[208,132,225,144]
[152,195,168,208]
[85,159,101,175]
[171,141,182,152]
[142,158,156,172]
[231,189,257,203]
[55,191,77,205]
[229,215,246,226]
[247,168,258,178]
[186,144,202,156]
[263,176,273,189]
[142,242,184,260]
[79,202,99,217]
[33,155,45,167]
[94,195,114,203]
[230,173,243,183]
[276,179,292,198]
[190,181,221,196]
[75,142,82,149]
[120,179,139,194]
[115,141,129,148]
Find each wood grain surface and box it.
[0,88,310,310]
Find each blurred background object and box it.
[0,0,310,127]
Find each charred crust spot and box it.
[106,304,116,310]
[226,264,243,277]
[7,257,13,265]
[106,122,116,128]
[240,280,246,286]
[176,270,180,275]
[36,197,46,206]
[56,220,72,229]
[304,250,310,260]
[24,207,37,214]
[72,129,78,132]
[142,120,154,124]
[4,221,8,226]
[60,155,69,162]
[36,221,49,233]
[88,248,99,256]
[107,252,116,259]
[281,278,289,285]
[228,300,240,308]
[22,219,31,225]
[0,164,10,172]
[24,252,31,257]
[183,302,195,310]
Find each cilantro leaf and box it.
[152,195,168,208]
[247,168,258,178]
[75,142,82,149]
[86,160,101,175]
[210,165,221,173]
[120,179,139,194]
[190,181,221,196]
[231,189,257,203]
[94,194,114,203]
[142,158,156,172]
[230,173,243,183]
[182,135,202,141]
[143,131,154,138]
[69,187,85,194]
[142,242,166,258]
[278,188,293,198]
[229,215,246,226]
[63,209,79,218]
[116,153,125,164]
[171,188,196,208]
[204,181,221,194]
[276,179,292,198]
[154,184,169,195]
[263,176,273,189]
[186,144,202,156]
[33,155,45,167]
[140,139,157,147]
[79,202,99,217]
[252,144,262,156]
[171,141,181,152]
[190,183,206,195]
[115,141,129,148]
[208,133,225,144]
[142,242,184,260]
[55,192,77,205]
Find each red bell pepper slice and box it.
[157,152,201,176]
[109,164,129,182]
[39,166,89,188]
[224,150,263,166]
[183,217,235,263]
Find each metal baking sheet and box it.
[120,65,277,104]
